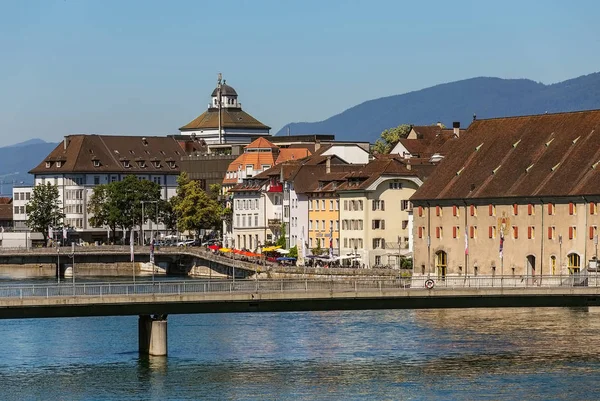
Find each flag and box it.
[464,226,469,255]
[329,229,334,258]
[150,238,155,264]
[499,231,504,259]
[130,229,135,262]
[62,226,67,243]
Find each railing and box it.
[411,272,600,288]
[0,274,599,300]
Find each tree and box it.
[311,242,324,256]
[276,223,287,248]
[87,184,121,243]
[87,175,162,243]
[26,183,65,246]
[288,245,298,258]
[160,197,179,235]
[373,124,412,154]
[174,173,223,238]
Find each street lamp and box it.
[57,246,60,284]
[141,200,160,281]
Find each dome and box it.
[211,83,238,97]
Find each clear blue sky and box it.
[1,0,599,146]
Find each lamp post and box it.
[57,245,60,284]
[354,246,358,268]
[559,234,563,275]
[141,200,160,246]
[69,242,75,286]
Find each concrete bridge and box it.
[1,276,599,356]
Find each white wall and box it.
[322,145,370,164]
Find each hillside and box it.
[276,72,600,141]
[0,140,58,195]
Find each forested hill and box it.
[276,72,600,141]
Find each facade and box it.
[179,77,271,144]
[337,157,425,267]
[12,188,31,230]
[21,135,195,243]
[411,110,600,278]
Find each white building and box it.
[20,134,197,243]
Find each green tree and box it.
[174,173,223,238]
[288,245,298,258]
[160,197,179,235]
[26,183,65,246]
[276,223,287,248]
[311,241,323,256]
[373,124,412,154]
[87,175,162,243]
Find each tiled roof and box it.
[179,109,270,131]
[0,197,12,205]
[336,156,420,191]
[275,148,311,164]
[0,203,12,221]
[411,109,600,201]
[222,152,276,184]
[30,135,189,174]
[246,137,277,149]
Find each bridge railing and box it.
[0,273,599,300]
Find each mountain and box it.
[276,72,600,141]
[0,140,58,196]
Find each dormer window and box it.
[153,161,161,168]
[168,161,176,169]
[123,160,130,168]
[45,161,51,168]
[139,161,146,168]
[93,160,100,167]
[56,161,62,168]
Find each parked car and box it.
[177,239,195,247]
[201,239,220,246]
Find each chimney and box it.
[473,114,477,121]
[436,121,443,128]
[406,160,412,171]
[453,121,460,137]
[63,136,69,150]
[326,156,331,174]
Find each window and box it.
[550,255,557,275]
[513,204,519,216]
[528,204,534,216]
[372,238,385,249]
[343,200,348,211]
[336,220,339,231]
[591,202,598,215]
[25,192,30,200]
[418,226,423,238]
[255,214,259,227]
[402,220,409,230]
[402,200,411,211]
[329,220,333,231]
[512,226,519,239]
[548,203,555,215]
[569,226,577,240]
[321,200,325,210]
[548,226,556,240]
[436,206,442,217]
[372,220,385,229]
[336,200,339,210]
[236,215,240,227]
[322,220,325,230]
[418,206,423,217]
[153,177,161,185]
[528,226,535,239]
[245,165,253,177]
[123,160,130,168]
[372,200,385,211]
[309,220,313,230]
[453,226,459,239]
[470,205,476,217]
[590,226,597,240]
[45,161,51,168]
[453,205,459,217]
[436,226,442,239]
[330,200,333,211]
[314,200,319,211]
[569,202,576,215]
[489,226,496,239]
[94,176,100,185]
[489,204,495,216]
[315,220,319,230]
[14,206,19,214]
[20,206,25,214]
[470,225,477,239]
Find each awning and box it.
[219,248,232,253]
[262,245,282,252]
[276,249,290,254]
[208,245,220,250]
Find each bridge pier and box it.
[138,314,168,356]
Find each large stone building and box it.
[411,110,600,279]
[17,135,198,243]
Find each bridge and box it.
[0,275,599,356]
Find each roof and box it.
[411,109,600,201]
[0,203,12,221]
[179,108,270,131]
[211,83,238,97]
[0,197,12,205]
[395,126,464,157]
[336,156,420,191]
[275,148,311,164]
[30,135,189,174]
[246,137,278,149]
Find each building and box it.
[0,197,13,230]
[335,156,431,267]
[411,110,600,279]
[390,123,464,161]
[21,134,196,243]
[178,76,271,144]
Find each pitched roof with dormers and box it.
[30,135,190,174]
[411,109,600,202]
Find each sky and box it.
[1,0,599,146]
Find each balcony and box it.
[268,219,281,227]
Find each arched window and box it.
[550,255,557,275]
[568,253,580,274]
[435,251,447,278]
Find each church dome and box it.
[211,83,238,97]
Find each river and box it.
[0,276,599,400]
